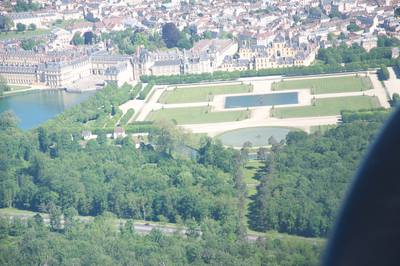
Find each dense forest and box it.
[0,111,324,265]
[0,102,391,264]
[0,114,243,226]
[0,214,323,265]
[248,109,390,237]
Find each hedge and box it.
[140,59,398,85]
[138,82,155,100]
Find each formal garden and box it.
[146,106,250,124]
[271,95,381,118]
[271,75,373,94]
[158,83,252,103]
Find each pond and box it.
[217,126,292,147]
[225,92,298,108]
[0,90,94,130]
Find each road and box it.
[135,86,166,121]
[0,211,266,242]
[383,67,400,99]
[367,72,391,108]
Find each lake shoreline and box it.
[0,89,95,130]
[1,86,97,98]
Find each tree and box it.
[84,12,98,22]
[95,133,107,146]
[83,31,94,45]
[16,23,26,32]
[33,213,44,227]
[390,93,400,107]
[268,136,278,146]
[21,39,36,50]
[71,32,84,45]
[38,127,50,153]
[0,76,11,96]
[0,15,14,32]
[149,120,183,155]
[329,9,342,19]
[378,65,390,81]
[308,7,322,18]
[28,23,36,31]
[0,111,18,129]
[338,32,347,40]
[162,22,180,48]
[248,111,387,237]
[63,207,78,230]
[395,7,400,18]
[286,131,308,145]
[111,105,116,116]
[377,36,400,47]
[257,147,268,161]
[202,31,213,39]
[347,22,361,32]
[177,33,192,49]
[14,0,41,12]
[131,31,149,47]
[48,203,62,231]
[293,15,301,23]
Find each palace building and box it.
[0,49,135,88]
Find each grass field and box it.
[146,106,249,124]
[272,96,381,118]
[243,160,265,228]
[159,84,251,104]
[0,29,51,40]
[271,76,373,94]
[52,19,85,29]
[243,160,263,197]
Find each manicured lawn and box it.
[0,29,51,40]
[244,160,263,182]
[271,76,373,94]
[243,160,264,227]
[159,84,252,104]
[272,96,381,118]
[52,19,85,29]
[243,160,263,197]
[146,106,249,124]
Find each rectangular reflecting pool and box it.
[225,92,298,108]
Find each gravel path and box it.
[181,115,341,137]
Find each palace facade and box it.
[0,50,135,88]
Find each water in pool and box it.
[218,127,291,147]
[0,90,94,130]
[225,92,298,108]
